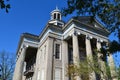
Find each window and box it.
[68,46,73,64]
[57,13,60,20]
[44,45,46,60]
[55,68,61,80]
[54,13,56,19]
[55,44,60,59]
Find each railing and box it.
[24,64,35,76]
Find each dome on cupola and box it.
[51,6,60,13]
[49,6,64,26]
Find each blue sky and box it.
[0,0,71,53]
[0,0,120,67]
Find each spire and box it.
[51,6,60,13]
[56,6,59,11]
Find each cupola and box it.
[49,6,64,27]
[51,6,61,20]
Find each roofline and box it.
[62,18,74,30]
[16,33,39,55]
[39,23,63,40]
[39,23,50,39]
[62,16,110,35]
[94,18,110,33]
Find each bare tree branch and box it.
[0,51,15,80]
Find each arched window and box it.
[57,13,60,20]
[54,13,56,19]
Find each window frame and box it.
[54,68,62,80]
[54,42,61,60]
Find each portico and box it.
[62,23,117,80]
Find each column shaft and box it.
[13,46,27,80]
[62,40,69,80]
[32,48,41,80]
[72,34,81,80]
[108,54,118,80]
[72,34,80,64]
[97,41,107,80]
[86,37,96,80]
[22,62,26,80]
[45,37,54,80]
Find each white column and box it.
[108,53,118,80]
[22,62,26,80]
[97,41,107,80]
[72,33,80,64]
[62,40,69,80]
[72,33,81,80]
[86,36,96,80]
[45,37,54,80]
[32,47,41,80]
[13,45,28,80]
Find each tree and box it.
[62,0,120,53]
[0,51,15,80]
[0,0,10,13]
[63,1,120,79]
[66,55,111,80]
[117,66,120,80]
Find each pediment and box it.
[63,16,109,37]
[72,16,109,33]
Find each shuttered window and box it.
[55,68,61,80]
[55,44,60,59]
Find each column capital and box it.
[73,31,78,36]
[18,44,28,56]
[69,32,77,37]
[23,44,29,49]
[69,31,81,37]
[86,35,93,40]
[97,38,103,43]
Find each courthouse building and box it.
[13,7,117,80]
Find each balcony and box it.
[24,64,35,76]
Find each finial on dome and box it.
[56,6,59,10]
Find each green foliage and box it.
[106,63,112,79]
[63,0,120,44]
[98,40,120,54]
[109,40,120,53]
[0,0,10,13]
[66,56,110,80]
[66,61,90,80]
[98,47,108,61]
[66,47,116,80]
[117,67,120,80]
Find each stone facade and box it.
[13,8,118,80]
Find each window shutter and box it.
[55,68,61,80]
[55,44,60,59]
